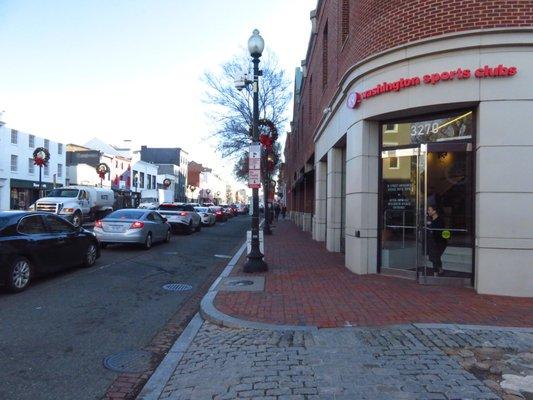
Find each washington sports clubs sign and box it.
[346,64,518,109]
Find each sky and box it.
[0,0,316,186]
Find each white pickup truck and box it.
[33,186,115,227]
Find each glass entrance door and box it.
[381,144,474,283]
[381,148,420,274]
[419,143,473,281]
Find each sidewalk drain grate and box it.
[228,280,254,287]
[103,350,153,373]
[163,283,193,291]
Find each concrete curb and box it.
[412,323,533,333]
[136,313,204,400]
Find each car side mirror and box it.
[162,217,168,222]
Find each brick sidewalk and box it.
[215,220,533,328]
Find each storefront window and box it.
[382,111,473,148]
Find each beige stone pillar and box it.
[313,160,327,241]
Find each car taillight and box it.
[130,221,144,229]
[95,220,103,228]
[216,211,222,215]
[179,212,188,216]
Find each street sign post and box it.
[248,144,262,189]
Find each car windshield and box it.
[47,189,79,198]
[195,207,208,212]
[106,210,145,220]
[158,205,185,211]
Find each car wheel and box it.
[72,211,82,228]
[143,233,153,249]
[196,222,202,232]
[186,222,194,235]
[82,242,98,267]
[6,257,32,293]
[164,229,171,243]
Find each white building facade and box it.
[0,123,66,210]
[131,159,159,205]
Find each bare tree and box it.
[203,50,291,160]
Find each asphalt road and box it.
[0,216,250,400]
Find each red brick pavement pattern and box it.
[215,221,533,328]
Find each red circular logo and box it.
[347,92,362,109]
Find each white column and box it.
[475,101,533,297]
[0,179,8,210]
[326,148,343,252]
[313,160,327,241]
[344,121,379,274]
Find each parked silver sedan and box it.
[93,209,171,249]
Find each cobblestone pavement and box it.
[158,322,532,400]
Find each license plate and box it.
[108,225,123,232]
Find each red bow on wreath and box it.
[34,156,46,166]
[33,147,50,167]
[259,133,273,148]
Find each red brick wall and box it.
[285,0,533,212]
[302,0,533,143]
[285,0,533,211]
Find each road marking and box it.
[214,254,232,259]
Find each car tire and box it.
[186,222,194,235]
[143,233,153,249]
[72,211,82,228]
[82,242,98,268]
[164,229,171,243]
[195,222,201,232]
[5,257,32,293]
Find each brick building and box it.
[284,0,533,297]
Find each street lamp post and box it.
[243,29,268,273]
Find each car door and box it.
[144,212,160,241]
[43,214,85,268]
[17,215,62,274]
[79,190,91,217]
[151,212,168,240]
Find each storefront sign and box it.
[347,64,518,109]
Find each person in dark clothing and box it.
[281,205,287,220]
[274,203,281,221]
[427,205,448,276]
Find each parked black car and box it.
[0,211,100,292]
